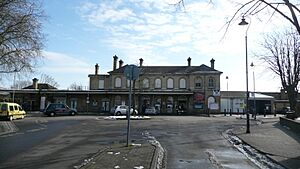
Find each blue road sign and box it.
[124,64,140,80]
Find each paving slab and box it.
[78,143,157,169]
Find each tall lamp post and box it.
[12,69,17,103]
[239,16,250,133]
[226,76,229,113]
[250,62,256,119]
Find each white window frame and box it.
[167,78,174,89]
[155,78,161,89]
[115,77,122,88]
[143,78,149,88]
[195,78,202,88]
[179,78,186,89]
[99,80,104,89]
[208,78,215,88]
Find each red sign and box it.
[194,92,205,102]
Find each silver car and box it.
[114,105,138,116]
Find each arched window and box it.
[155,78,161,88]
[208,77,215,88]
[167,78,174,89]
[115,77,121,88]
[179,78,186,89]
[195,77,202,88]
[143,78,149,88]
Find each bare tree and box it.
[223,0,300,35]
[69,82,83,90]
[39,74,59,88]
[11,80,31,89]
[0,0,45,74]
[262,30,300,118]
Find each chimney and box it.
[119,60,124,68]
[139,58,143,67]
[95,63,99,75]
[32,78,38,90]
[187,57,191,66]
[210,58,215,69]
[113,55,118,70]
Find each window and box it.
[18,106,23,111]
[99,80,104,89]
[179,78,186,89]
[115,77,121,88]
[155,78,161,88]
[208,77,215,88]
[9,106,13,111]
[167,78,174,89]
[195,77,202,88]
[143,78,149,88]
[1,104,7,111]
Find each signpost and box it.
[124,64,140,147]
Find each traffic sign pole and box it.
[124,65,140,147]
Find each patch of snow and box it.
[143,131,165,169]
[134,166,144,169]
[224,130,285,169]
[115,152,120,155]
[131,143,142,146]
[114,165,120,169]
[107,151,114,155]
[73,157,94,169]
[104,116,151,120]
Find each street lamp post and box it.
[239,16,250,133]
[226,76,229,114]
[250,62,256,119]
[12,69,17,103]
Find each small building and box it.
[221,91,275,114]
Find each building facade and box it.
[2,56,297,115]
[88,56,223,114]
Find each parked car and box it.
[114,105,138,116]
[144,107,157,115]
[0,102,26,121]
[276,107,294,114]
[44,103,77,116]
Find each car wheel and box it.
[50,112,55,117]
[8,116,13,121]
[70,111,75,116]
[116,112,121,116]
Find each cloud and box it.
[75,0,290,92]
[42,51,91,73]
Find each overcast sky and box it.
[3,0,295,92]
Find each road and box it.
[0,115,260,169]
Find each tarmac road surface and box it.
[0,115,260,169]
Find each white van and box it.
[0,102,26,121]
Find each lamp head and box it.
[238,17,249,26]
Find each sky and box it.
[3,0,295,92]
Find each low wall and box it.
[279,117,300,134]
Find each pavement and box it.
[231,115,300,169]
[76,143,158,169]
